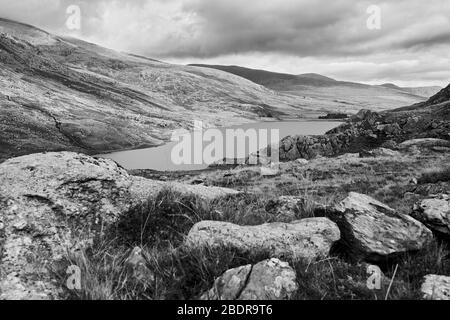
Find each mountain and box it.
[189,64,439,113]
[392,83,450,119]
[189,65,339,88]
[0,18,304,161]
[379,83,442,98]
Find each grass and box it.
[49,149,450,300]
[50,183,450,300]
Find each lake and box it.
[99,120,342,171]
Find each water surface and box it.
[99,120,342,171]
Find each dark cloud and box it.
[0,0,449,86]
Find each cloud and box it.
[0,0,449,86]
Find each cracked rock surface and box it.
[421,275,450,300]
[201,258,298,300]
[330,192,433,261]
[185,218,340,261]
[412,194,450,235]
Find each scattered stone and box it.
[421,275,450,300]
[201,258,298,300]
[330,192,433,261]
[185,218,340,261]
[412,194,450,235]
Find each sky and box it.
[1,0,449,87]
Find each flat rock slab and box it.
[412,194,450,235]
[331,192,433,261]
[185,218,340,261]
[0,152,238,300]
[201,258,298,300]
[421,275,450,300]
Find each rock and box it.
[201,258,298,300]
[359,148,401,158]
[399,138,450,150]
[296,159,309,165]
[353,109,380,124]
[185,218,340,261]
[125,247,155,283]
[379,123,402,137]
[412,195,450,235]
[331,192,433,261]
[279,134,349,161]
[381,140,399,150]
[421,275,450,300]
[0,152,239,300]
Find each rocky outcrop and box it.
[279,105,450,162]
[185,218,340,261]
[201,258,298,300]
[279,134,354,161]
[0,152,238,300]
[412,195,450,235]
[421,275,450,300]
[330,193,433,261]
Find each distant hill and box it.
[189,64,343,89]
[189,64,437,113]
[379,83,442,98]
[392,83,450,119]
[190,65,441,100]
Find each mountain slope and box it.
[379,83,442,98]
[189,64,439,113]
[392,83,450,119]
[0,18,304,161]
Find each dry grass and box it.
[50,150,450,300]
[50,184,450,300]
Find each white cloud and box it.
[0,0,449,86]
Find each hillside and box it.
[0,18,304,161]
[391,83,450,119]
[379,83,442,99]
[190,64,440,113]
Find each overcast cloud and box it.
[1,0,449,86]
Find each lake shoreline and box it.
[93,117,345,158]
[98,119,344,171]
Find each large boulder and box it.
[421,275,450,300]
[0,152,238,300]
[330,193,433,261]
[412,195,450,235]
[201,258,298,300]
[185,218,340,261]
